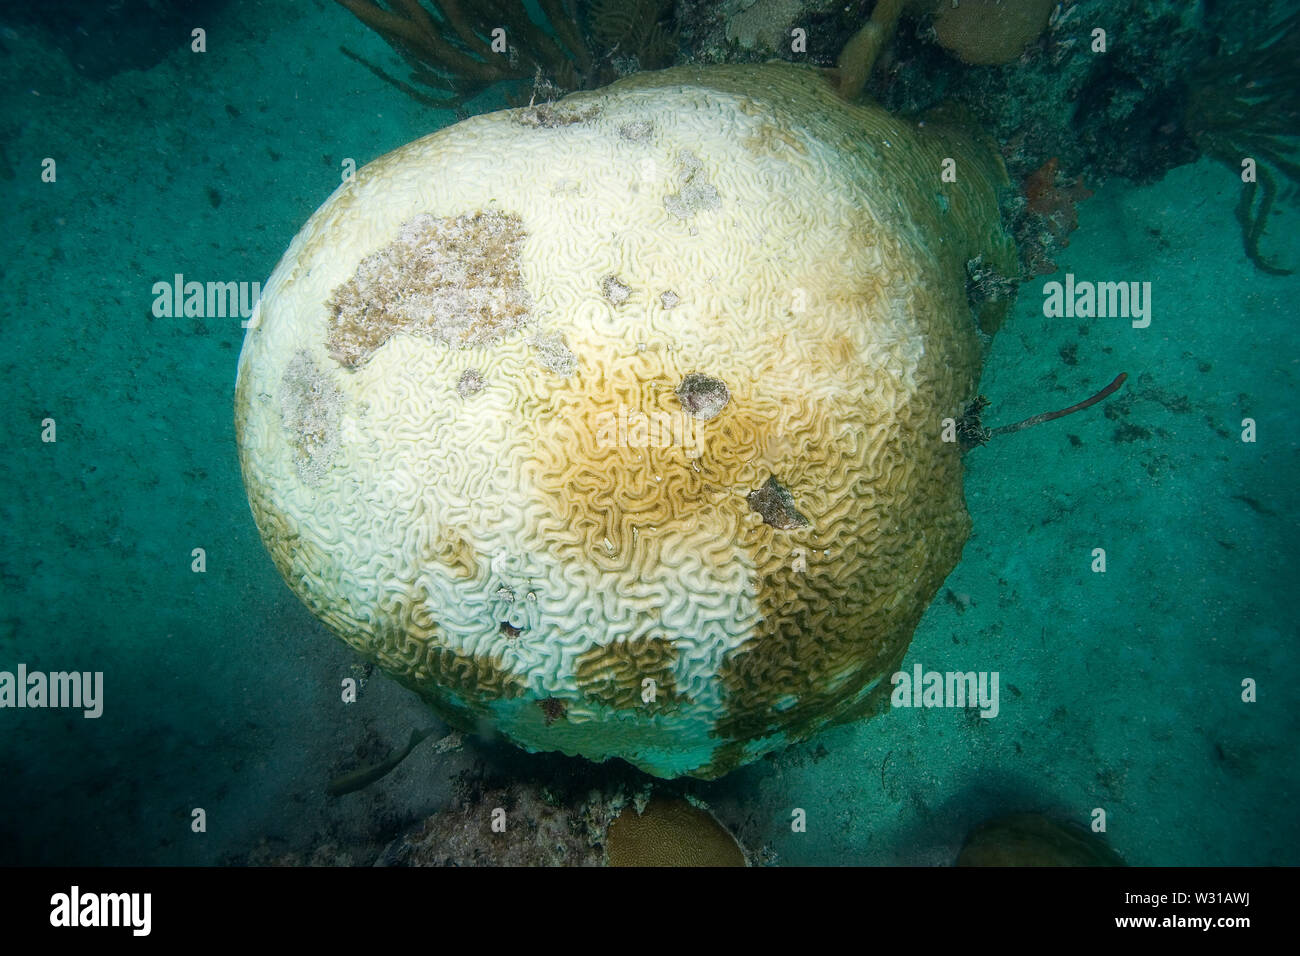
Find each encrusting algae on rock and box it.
[373,784,748,867]
[235,62,1018,779]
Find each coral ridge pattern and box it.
[235,64,1015,778]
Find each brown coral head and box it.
[538,697,567,726]
[606,798,746,867]
[932,0,1055,66]
[957,812,1127,866]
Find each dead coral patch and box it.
[513,104,601,129]
[326,211,532,369]
[456,367,486,397]
[528,330,578,376]
[378,784,614,867]
[280,350,345,484]
[663,150,721,221]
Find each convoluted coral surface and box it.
[235,63,1016,778]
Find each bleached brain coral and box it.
[234,64,1017,779]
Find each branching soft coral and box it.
[335,0,674,107]
[336,0,587,105]
[1185,10,1300,275]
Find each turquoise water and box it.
[0,1,1296,866]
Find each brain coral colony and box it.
[234,0,1092,781]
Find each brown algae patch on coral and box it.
[746,476,808,530]
[675,372,730,421]
[279,350,344,484]
[538,697,568,726]
[325,211,531,369]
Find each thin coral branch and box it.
[481,0,574,76]
[334,0,674,107]
[339,45,458,106]
[1236,170,1292,276]
[990,373,1128,437]
[1185,10,1300,274]
[539,0,594,73]
[438,0,497,60]
[335,0,535,105]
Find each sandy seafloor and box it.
[0,1,1296,866]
